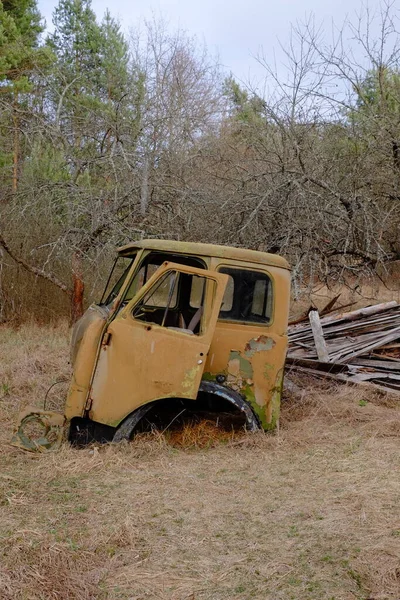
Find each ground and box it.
[0,325,399,600]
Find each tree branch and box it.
[0,232,72,297]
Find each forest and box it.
[1,5,400,599]
[1,0,400,323]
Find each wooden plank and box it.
[288,295,345,327]
[328,332,400,362]
[350,372,400,382]
[350,359,400,370]
[319,294,341,316]
[327,335,389,362]
[316,315,400,340]
[308,309,330,362]
[289,313,400,344]
[337,326,400,364]
[371,353,400,362]
[292,341,316,350]
[286,356,349,373]
[290,301,399,334]
[286,364,400,396]
[288,305,314,326]
[377,381,400,390]
[318,301,398,326]
[378,343,400,349]
[326,313,400,332]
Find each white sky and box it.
[37,0,375,85]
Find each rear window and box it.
[218,267,273,324]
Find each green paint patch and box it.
[244,335,275,358]
[202,339,282,431]
[182,366,199,395]
[241,383,268,429]
[201,372,215,382]
[228,351,254,379]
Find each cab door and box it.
[89,262,228,426]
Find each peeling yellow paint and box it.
[64,242,290,433]
[182,366,201,396]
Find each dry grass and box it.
[157,419,244,449]
[290,276,400,321]
[1,325,400,600]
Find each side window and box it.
[218,267,273,324]
[220,275,234,312]
[124,263,159,302]
[252,279,267,315]
[131,270,209,335]
[101,255,136,305]
[189,275,205,308]
[133,271,179,316]
[122,253,206,303]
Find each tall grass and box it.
[0,325,399,599]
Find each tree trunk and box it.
[0,232,72,296]
[140,157,149,216]
[12,94,19,193]
[71,253,85,324]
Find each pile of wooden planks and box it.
[287,301,400,393]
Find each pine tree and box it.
[2,0,42,46]
[44,0,135,321]
[47,0,103,159]
[0,0,50,192]
[99,9,129,102]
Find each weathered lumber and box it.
[349,372,400,382]
[287,363,400,396]
[288,295,342,326]
[317,300,398,326]
[287,300,400,395]
[308,309,330,362]
[286,356,349,373]
[320,294,341,315]
[337,326,400,364]
[353,359,400,371]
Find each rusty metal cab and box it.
[66,240,291,444]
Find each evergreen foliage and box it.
[1,0,400,322]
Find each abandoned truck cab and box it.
[66,240,291,444]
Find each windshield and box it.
[100,255,136,305]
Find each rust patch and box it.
[11,406,65,452]
[227,336,275,392]
[226,350,254,392]
[224,334,280,427]
[244,335,275,358]
[266,368,284,426]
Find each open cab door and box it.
[89,262,228,426]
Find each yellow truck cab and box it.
[64,239,291,445]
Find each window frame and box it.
[100,253,137,306]
[131,269,181,320]
[216,264,275,326]
[126,263,225,338]
[119,251,207,306]
[132,269,210,335]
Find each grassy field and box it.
[0,324,399,600]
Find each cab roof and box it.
[117,239,290,270]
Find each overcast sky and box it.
[37,0,373,84]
